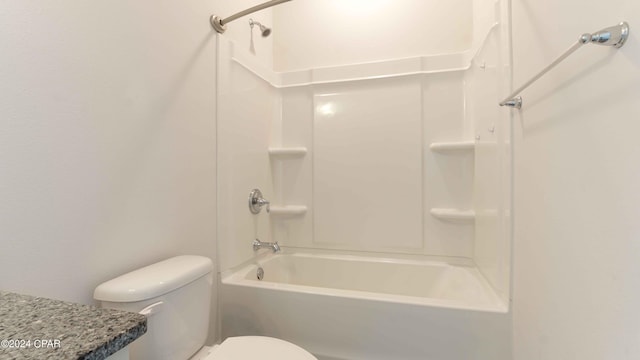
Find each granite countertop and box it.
[0,291,146,360]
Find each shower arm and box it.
[210,0,292,34]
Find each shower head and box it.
[249,18,271,37]
[210,0,292,34]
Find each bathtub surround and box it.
[217,0,510,287]
[215,4,510,263]
[467,0,513,306]
[312,80,424,251]
[216,35,279,272]
[216,0,513,359]
[216,37,478,267]
[0,291,146,360]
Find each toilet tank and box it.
[94,256,214,360]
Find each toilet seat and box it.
[191,336,317,360]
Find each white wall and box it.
[0,0,218,339]
[512,1,640,358]
[273,0,473,71]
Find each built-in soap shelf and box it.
[429,141,475,153]
[430,208,475,221]
[429,141,475,224]
[268,147,307,158]
[269,205,307,217]
[268,147,307,219]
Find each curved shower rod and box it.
[210,0,292,34]
[500,22,630,109]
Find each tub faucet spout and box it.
[253,239,280,253]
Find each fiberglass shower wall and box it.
[216,0,512,304]
[467,0,513,305]
[216,36,279,272]
[275,73,473,256]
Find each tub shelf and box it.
[429,141,475,153]
[269,205,307,217]
[430,208,475,221]
[268,147,308,158]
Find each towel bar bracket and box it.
[502,96,522,109]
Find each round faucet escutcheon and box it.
[248,188,270,214]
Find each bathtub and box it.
[220,252,511,360]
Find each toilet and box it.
[94,256,317,360]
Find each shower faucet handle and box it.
[248,189,270,214]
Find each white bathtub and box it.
[221,252,511,360]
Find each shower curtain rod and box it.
[210,0,292,34]
[500,21,629,109]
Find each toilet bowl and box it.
[192,337,316,360]
[94,256,317,360]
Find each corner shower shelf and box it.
[430,208,475,221]
[268,147,308,158]
[269,205,307,217]
[429,141,475,153]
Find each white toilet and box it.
[94,255,317,360]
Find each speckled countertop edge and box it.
[0,291,146,360]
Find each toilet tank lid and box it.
[94,255,213,302]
